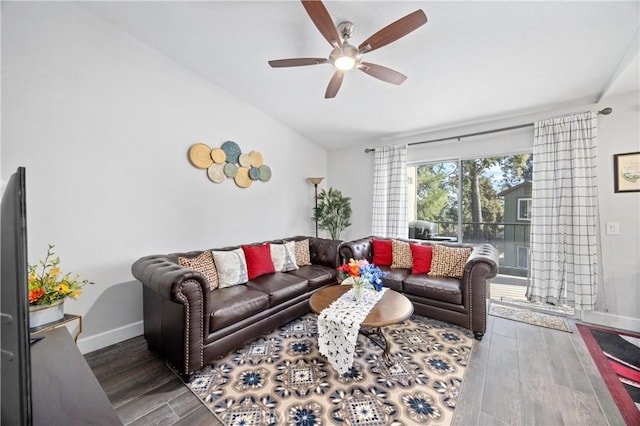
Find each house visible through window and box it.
[518,198,532,221]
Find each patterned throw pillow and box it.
[270,241,299,272]
[428,245,472,279]
[211,248,249,288]
[294,239,311,266]
[178,251,219,290]
[390,240,413,269]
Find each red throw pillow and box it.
[242,244,276,280]
[410,243,433,274]
[372,239,393,266]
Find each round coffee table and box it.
[309,285,413,365]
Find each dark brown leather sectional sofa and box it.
[339,236,499,340]
[131,236,341,379]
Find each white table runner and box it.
[317,287,387,374]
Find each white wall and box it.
[329,91,640,330]
[587,90,640,330]
[1,2,328,352]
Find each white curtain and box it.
[527,111,599,311]
[371,144,408,238]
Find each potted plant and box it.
[313,187,352,239]
[28,244,93,328]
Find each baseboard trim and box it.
[77,321,144,355]
[578,310,640,333]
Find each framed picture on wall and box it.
[614,152,640,193]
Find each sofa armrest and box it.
[464,243,499,279]
[132,255,211,375]
[462,243,499,337]
[132,255,211,305]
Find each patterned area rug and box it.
[499,296,574,315]
[489,302,572,332]
[577,324,640,425]
[185,313,474,425]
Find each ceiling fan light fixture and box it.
[334,55,356,70]
[329,43,360,71]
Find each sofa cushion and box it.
[288,265,337,291]
[178,251,219,290]
[372,238,393,266]
[245,272,308,306]
[379,266,409,292]
[209,285,270,331]
[391,240,413,269]
[212,248,249,288]
[242,244,276,280]
[428,245,472,279]
[403,275,463,305]
[294,239,311,266]
[270,241,299,272]
[410,243,433,275]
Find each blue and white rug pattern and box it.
[187,313,474,425]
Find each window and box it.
[517,246,530,269]
[408,161,459,240]
[518,198,532,221]
[408,152,533,278]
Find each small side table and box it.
[30,314,82,342]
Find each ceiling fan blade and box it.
[358,10,427,53]
[269,58,328,67]
[301,0,342,47]
[359,62,407,85]
[325,70,344,99]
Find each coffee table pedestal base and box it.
[360,327,394,366]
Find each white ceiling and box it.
[82,1,640,150]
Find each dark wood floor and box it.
[85,312,625,425]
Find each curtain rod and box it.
[364,107,613,153]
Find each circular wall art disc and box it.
[207,163,225,183]
[258,165,272,182]
[189,143,213,169]
[223,162,238,178]
[249,151,264,167]
[239,153,251,168]
[234,167,252,188]
[248,167,261,180]
[221,141,241,164]
[211,148,226,164]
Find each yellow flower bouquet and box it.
[28,244,93,306]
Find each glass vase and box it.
[353,284,363,302]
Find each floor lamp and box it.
[308,177,324,237]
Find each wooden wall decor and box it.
[188,141,271,188]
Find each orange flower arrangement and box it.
[28,244,93,306]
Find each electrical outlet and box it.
[606,222,620,235]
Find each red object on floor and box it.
[607,356,640,384]
[577,324,640,426]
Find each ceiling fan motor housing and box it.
[337,21,355,40]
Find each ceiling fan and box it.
[268,1,427,99]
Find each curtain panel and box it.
[527,111,599,311]
[371,145,408,238]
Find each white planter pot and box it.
[29,300,64,328]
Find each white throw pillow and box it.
[270,241,299,272]
[212,248,248,288]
